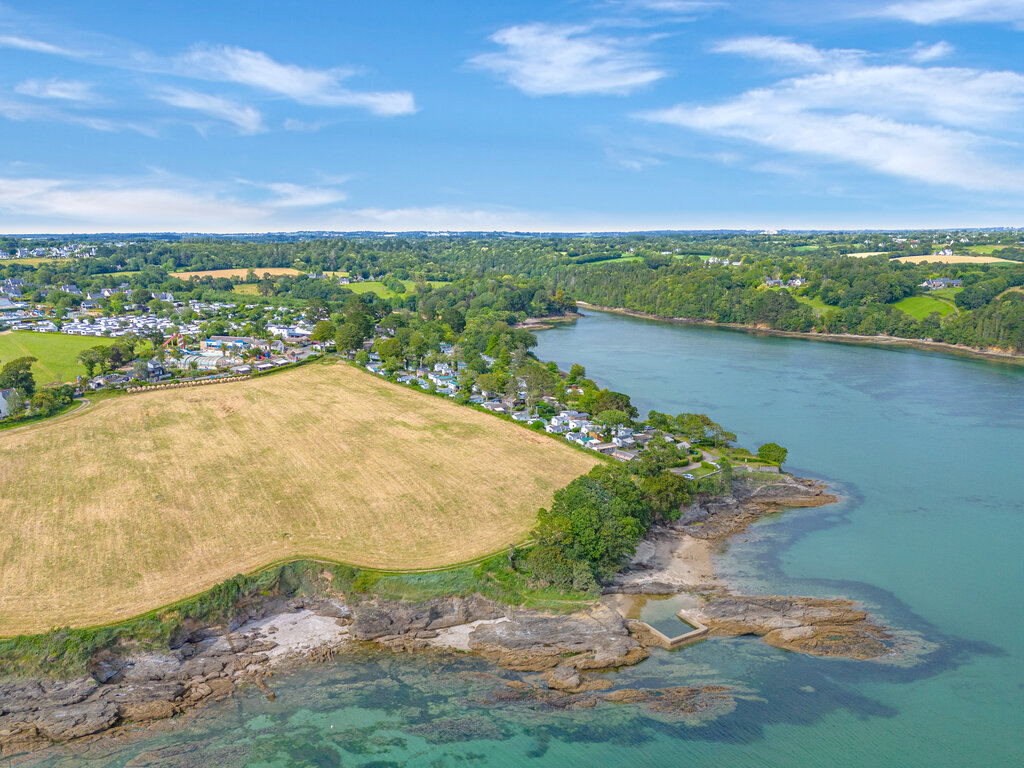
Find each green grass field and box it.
[792,245,821,251]
[345,280,447,299]
[892,295,958,320]
[591,255,643,266]
[965,245,1010,255]
[0,331,113,385]
[794,295,829,314]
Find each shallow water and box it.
[23,310,1024,767]
[621,594,698,637]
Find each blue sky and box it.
[1,0,1023,233]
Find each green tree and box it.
[530,465,652,586]
[310,320,337,343]
[639,473,691,522]
[633,435,684,477]
[30,389,59,416]
[4,389,26,416]
[757,442,788,464]
[0,356,37,397]
[305,298,329,322]
[440,306,466,333]
[336,322,368,352]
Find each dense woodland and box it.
[3,229,1023,351]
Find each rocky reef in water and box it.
[1,474,901,757]
[609,474,896,660]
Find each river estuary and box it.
[22,309,1024,767]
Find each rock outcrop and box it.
[698,596,892,659]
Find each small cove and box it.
[21,308,1023,767]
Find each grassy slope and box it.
[0,362,598,635]
[965,245,1010,255]
[344,280,447,299]
[892,294,958,320]
[794,295,829,314]
[0,331,113,385]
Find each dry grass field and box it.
[891,254,1014,264]
[170,267,304,280]
[0,363,599,635]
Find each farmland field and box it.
[0,331,112,385]
[794,295,829,314]
[589,255,644,265]
[345,280,447,299]
[0,362,599,634]
[891,254,1014,264]
[965,244,1010,255]
[892,294,958,320]
[171,267,304,280]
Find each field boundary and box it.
[1,543,541,640]
[126,374,252,393]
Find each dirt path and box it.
[0,397,91,435]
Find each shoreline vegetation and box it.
[0,472,907,758]
[575,302,1024,364]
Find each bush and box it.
[757,442,788,464]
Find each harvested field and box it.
[0,363,599,634]
[891,254,1014,264]
[171,267,304,280]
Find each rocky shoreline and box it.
[1,474,898,758]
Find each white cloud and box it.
[0,172,660,233]
[470,23,666,96]
[637,40,1024,192]
[153,87,265,134]
[0,95,155,135]
[0,34,75,56]
[14,78,96,101]
[877,0,1024,24]
[177,45,416,116]
[239,180,348,208]
[908,40,955,61]
[0,27,416,123]
[609,0,721,14]
[712,37,864,68]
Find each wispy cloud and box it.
[637,38,1024,192]
[712,36,864,68]
[0,22,416,132]
[153,87,265,134]
[470,23,666,96]
[0,172,582,233]
[0,34,77,56]
[606,0,721,16]
[176,45,416,116]
[875,0,1024,25]
[0,95,154,136]
[907,40,956,61]
[14,78,96,101]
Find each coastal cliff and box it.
[1,474,898,757]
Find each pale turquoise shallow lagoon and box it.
[22,309,1024,767]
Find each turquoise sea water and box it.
[23,310,1024,767]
